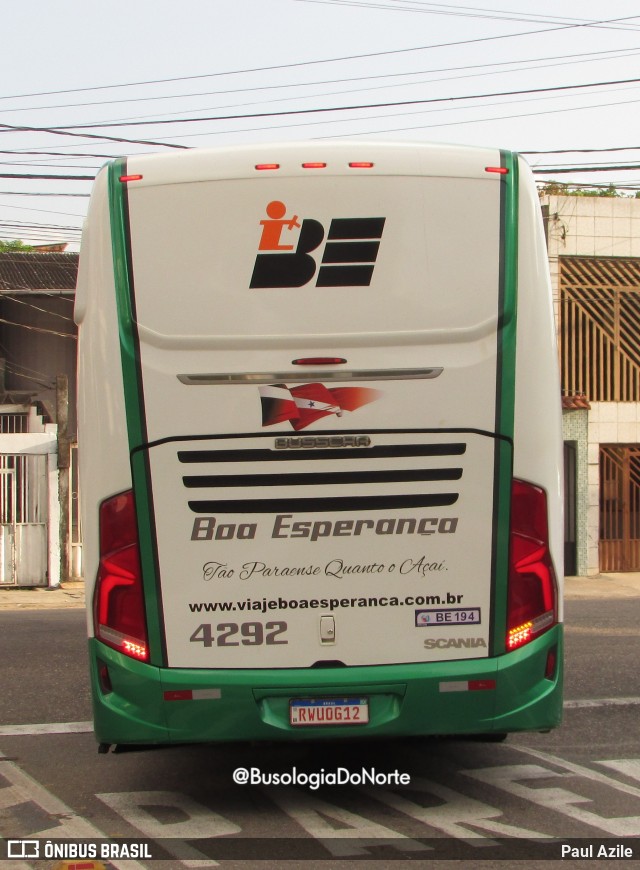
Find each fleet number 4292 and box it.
[189,621,288,647]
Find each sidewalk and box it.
[1,574,640,610]
[564,572,640,599]
[0,580,85,610]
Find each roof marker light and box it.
[349,162,374,168]
[292,357,347,366]
[302,162,327,169]
[255,163,280,170]
[485,166,509,174]
[119,174,143,183]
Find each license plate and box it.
[289,697,369,726]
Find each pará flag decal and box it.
[259,383,381,430]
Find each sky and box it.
[2,0,640,249]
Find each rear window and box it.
[126,175,501,339]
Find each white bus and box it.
[75,141,563,749]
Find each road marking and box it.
[0,721,93,736]
[509,745,640,800]
[97,791,238,867]
[0,750,147,870]
[266,787,425,857]
[563,696,640,709]
[598,759,640,782]
[365,775,549,841]
[467,760,640,836]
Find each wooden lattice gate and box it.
[560,256,640,402]
[600,445,640,572]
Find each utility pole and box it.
[56,374,70,584]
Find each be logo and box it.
[250,200,385,289]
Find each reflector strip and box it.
[439,680,496,692]
[469,679,496,691]
[485,166,509,174]
[119,174,143,182]
[164,688,222,701]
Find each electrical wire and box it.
[524,146,640,155]
[2,12,639,106]
[0,122,189,150]
[42,75,640,131]
[5,45,638,119]
[532,165,640,174]
[0,173,95,181]
[0,345,57,384]
[73,49,640,129]
[317,92,640,138]
[1,296,76,321]
[0,192,90,198]
[0,317,76,339]
[3,365,54,389]
[303,0,640,31]
[0,202,87,218]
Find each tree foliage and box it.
[539,182,639,198]
[0,239,34,251]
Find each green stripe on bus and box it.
[490,150,519,656]
[108,160,166,666]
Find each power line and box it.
[536,179,640,191]
[0,173,95,181]
[4,365,54,389]
[60,48,640,130]
[0,192,90,198]
[532,164,640,174]
[153,82,640,141]
[1,295,76,322]
[0,202,88,218]
[6,45,638,118]
[0,317,76,339]
[0,122,189,150]
[1,12,638,105]
[304,0,640,31]
[523,146,640,155]
[0,149,113,159]
[46,75,640,131]
[0,162,102,171]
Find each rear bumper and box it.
[89,626,563,745]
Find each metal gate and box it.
[600,445,640,572]
[0,453,48,585]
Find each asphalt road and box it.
[1,600,639,868]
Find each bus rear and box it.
[75,141,563,747]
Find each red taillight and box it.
[94,490,148,661]
[255,163,279,171]
[349,162,374,168]
[119,174,143,182]
[302,162,327,169]
[506,479,557,651]
[485,166,508,174]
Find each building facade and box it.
[541,193,640,576]
[0,252,79,586]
